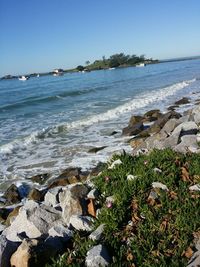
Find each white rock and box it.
[59,184,88,223]
[87,189,99,199]
[189,184,200,191]
[127,174,137,181]
[152,182,169,191]
[44,187,62,207]
[108,159,122,169]
[85,244,110,267]
[48,225,73,240]
[69,215,93,231]
[4,201,62,242]
[153,168,162,173]
[89,224,105,241]
[173,121,199,136]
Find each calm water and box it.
[1,59,200,188]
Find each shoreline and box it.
[1,89,200,266]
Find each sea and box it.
[0,59,200,191]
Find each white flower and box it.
[152,182,169,191]
[108,159,122,169]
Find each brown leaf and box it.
[168,191,178,200]
[181,166,191,182]
[160,219,168,232]
[147,196,156,206]
[183,247,193,259]
[151,250,160,257]
[127,252,134,261]
[132,212,141,223]
[87,199,96,217]
[131,198,139,212]
[193,175,200,183]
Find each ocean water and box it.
[1,59,200,189]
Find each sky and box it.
[0,0,200,76]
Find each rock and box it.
[87,199,96,217]
[122,121,144,136]
[175,97,190,105]
[172,121,199,136]
[88,146,107,153]
[148,111,181,134]
[10,237,64,267]
[127,174,137,181]
[108,159,122,169]
[130,138,147,150]
[3,184,21,205]
[152,182,169,191]
[162,132,180,148]
[44,187,62,207]
[160,118,181,136]
[0,235,19,267]
[59,184,89,223]
[5,206,21,226]
[0,223,6,234]
[144,109,162,121]
[48,224,73,240]
[167,105,179,111]
[89,224,105,241]
[180,135,198,146]
[27,188,44,201]
[110,131,118,135]
[129,115,144,126]
[5,201,62,242]
[0,208,12,223]
[187,238,200,267]
[189,184,200,191]
[30,173,50,185]
[48,167,86,188]
[69,215,93,231]
[85,244,111,267]
[87,189,99,199]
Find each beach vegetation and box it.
[47,148,200,266]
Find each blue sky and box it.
[0,0,200,76]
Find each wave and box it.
[0,86,109,112]
[0,78,196,157]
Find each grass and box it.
[47,148,200,266]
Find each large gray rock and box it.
[160,118,180,136]
[85,244,111,267]
[0,235,19,267]
[48,224,73,240]
[44,187,63,207]
[162,132,180,148]
[59,183,89,223]
[122,122,144,136]
[69,215,93,231]
[172,121,199,136]
[4,200,62,242]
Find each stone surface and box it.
[129,115,144,126]
[69,215,93,231]
[85,244,111,267]
[47,167,86,188]
[87,189,99,199]
[144,109,162,121]
[172,121,199,136]
[152,182,169,191]
[27,188,44,201]
[160,118,180,136]
[122,122,144,136]
[88,146,107,153]
[5,206,21,226]
[0,235,19,267]
[0,223,6,234]
[59,184,89,223]
[187,239,200,267]
[5,201,62,242]
[3,184,21,205]
[175,97,190,105]
[48,224,73,240]
[44,187,62,207]
[89,224,105,241]
[30,173,50,185]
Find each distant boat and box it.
[18,75,29,81]
[37,74,40,77]
[52,69,64,76]
[109,67,115,70]
[136,63,146,67]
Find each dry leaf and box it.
[181,166,191,182]
[131,199,139,212]
[127,252,134,261]
[132,212,141,223]
[168,191,178,200]
[183,247,193,259]
[87,199,96,217]
[193,175,200,183]
[147,196,156,206]
[160,219,168,232]
[151,250,160,257]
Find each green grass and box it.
[47,149,200,266]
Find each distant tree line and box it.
[76,53,157,71]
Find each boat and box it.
[52,69,64,76]
[136,63,146,67]
[18,76,29,81]
[37,74,40,77]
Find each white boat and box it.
[37,74,40,77]
[18,76,29,81]
[136,63,146,67]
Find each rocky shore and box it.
[1,96,200,267]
